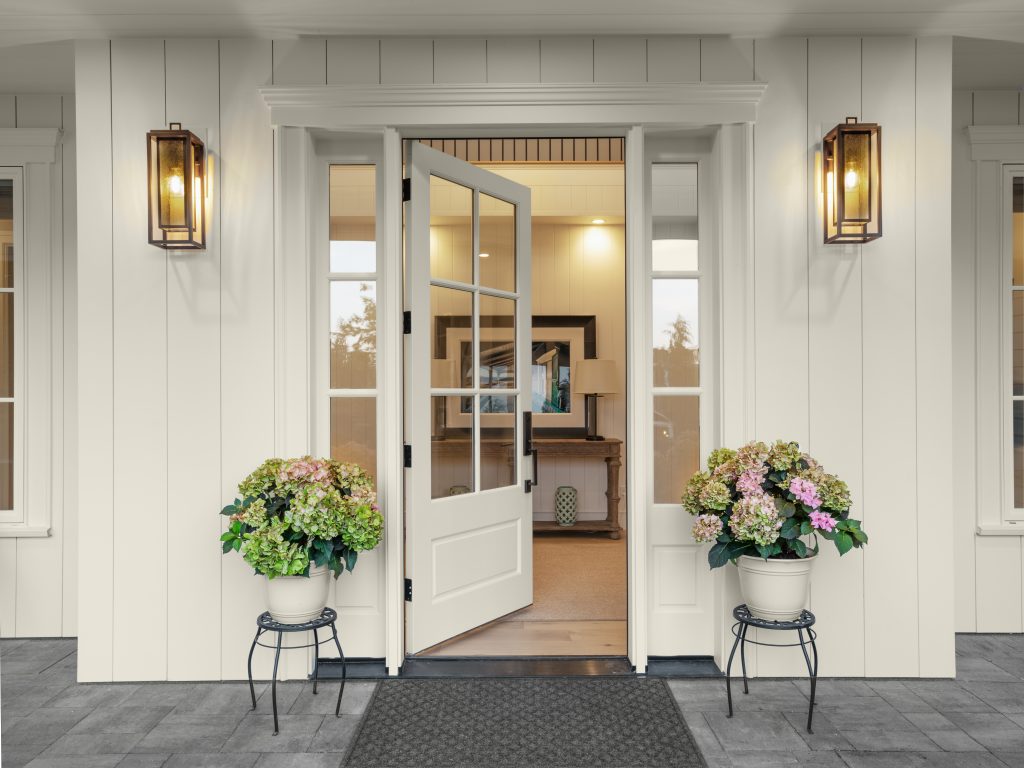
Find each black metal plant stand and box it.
[725,604,818,733]
[247,607,346,735]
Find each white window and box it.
[0,169,23,526]
[1006,170,1024,520]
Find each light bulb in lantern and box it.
[168,174,185,196]
[844,169,859,189]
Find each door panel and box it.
[405,142,533,654]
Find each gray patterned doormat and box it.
[343,677,706,768]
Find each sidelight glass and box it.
[330,397,377,480]
[653,396,700,505]
[430,176,473,284]
[330,281,376,390]
[652,279,698,388]
[652,163,698,271]
[0,179,11,512]
[329,165,376,273]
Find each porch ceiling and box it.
[0,0,1023,47]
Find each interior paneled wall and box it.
[951,87,1024,633]
[0,92,77,640]
[75,35,953,681]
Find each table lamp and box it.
[574,359,619,441]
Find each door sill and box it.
[400,656,633,678]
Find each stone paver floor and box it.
[3,634,1024,767]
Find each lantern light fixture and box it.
[147,122,207,250]
[822,116,882,245]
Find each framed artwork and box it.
[433,315,597,437]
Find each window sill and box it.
[0,524,51,538]
[977,522,1024,536]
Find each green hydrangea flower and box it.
[767,440,802,472]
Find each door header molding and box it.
[259,82,768,130]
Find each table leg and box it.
[331,622,346,718]
[605,455,622,539]
[247,627,261,711]
[725,623,743,718]
[797,628,816,734]
[271,631,283,736]
[312,627,320,695]
[739,623,750,695]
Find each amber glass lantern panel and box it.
[823,118,881,245]
[147,124,206,250]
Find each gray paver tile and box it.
[816,697,919,730]
[836,754,929,768]
[905,680,996,712]
[703,710,809,752]
[681,710,728,762]
[114,757,170,768]
[118,684,198,709]
[782,710,852,750]
[306,714,363,753]
[221,713,324,753]
[0,744,46,768]
[254,754,344,768]
[993,753,1024,767]
[668,679,733,712]
[286,681,375,715]
[173,683,265,716]
[958,657,1022,683]
[40,732,144,756]
[69,706,174,735]
[837,728,942,751]
[161,755,259,768]
[130,713,244,754]
[963,683,1024,714]
[1,680,76,715]
[23,757,123,768]
[866,681,939,713]
[3,707,92,746]
[904,710,988,751]
[945,712,1024,751]
[44,684,140,709]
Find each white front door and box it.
[404,142,534,654]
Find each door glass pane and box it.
[653,279,698,387]
[0,180,11,287]
[0,403,10,510]
[329,165,376,272]
[430,176,473,284]
[330,397,376,482]
[481,395,516,492]
[653,396,700,504]
[1015,291,1024,397]
[1016,401,1024,508]
[433,396,474,498]
[652,164,698,271]
[479,295,515,391]
[330,281,376,389]
[431,286,472,389]
[479,194,515,292]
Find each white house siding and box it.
[0,93,77,641]
[951,87,1024,633]
[75,36,954,682]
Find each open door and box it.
[404,142,534,654]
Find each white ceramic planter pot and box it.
[264,563,330,624]
[736,554,816,621]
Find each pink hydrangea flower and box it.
[692,513,723,544]
[809,510,836,532]
[736,469,766,497]
[789,477,822,509]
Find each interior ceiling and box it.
[1,0,1024,46]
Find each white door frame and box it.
[269,83,764,675]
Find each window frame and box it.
[0,167,25,527]
[1003,165,1024,522]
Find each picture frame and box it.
[432,315,597,437]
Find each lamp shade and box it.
[575,359,619,395]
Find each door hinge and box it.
[403,444,412,468]
[404,578,413,601]
[403,311,412,334]
[402,178,411,202]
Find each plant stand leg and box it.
[247,627,261,711]
[312,627,320,695]
[271,631,283,735]
[725,623,742,718]
[797,628,816,734]
[331,622,346,718]
[739,623,750,695]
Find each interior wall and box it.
[0,93,77,640]
[951,84,1024,633]
[75,34,953,681]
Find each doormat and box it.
[343,677,706,768]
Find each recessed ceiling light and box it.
[592,218,605,225]
[479,252,490,258]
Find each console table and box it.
[532,438,622,539]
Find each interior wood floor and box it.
[420,534,628,657]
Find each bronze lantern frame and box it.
[822,116,882,245]
[146,122,206,250]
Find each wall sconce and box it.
[822,117,881,244]
[574,358,619,441]
[147,122,207,249]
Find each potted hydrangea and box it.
[683,440,867,620]
[221,457,383,624]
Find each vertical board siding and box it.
[61,94,78,637]
[75,40,115,680]
[972,91,1019,126]
[861,37,919,676]
[486,39,540,83]
[646,38,700,83]
[380,39,433,85]
[951,89,977,633]
[806,37,866,677]
[540,38,594,83]
[273,39,326,86]
[914,37,955,676]
[165,39,222,681]
[700,38,753,82]
[219,39,277,681]
[433,39,486,84]
[327,38,380,85]
[593,38,646,84]
[0,95,14,127]
[110,39,168,681]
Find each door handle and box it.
[523,411,535,493]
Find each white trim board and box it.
[260,83,767,129]
[0,128,61,164]
[969,125,1024,161]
